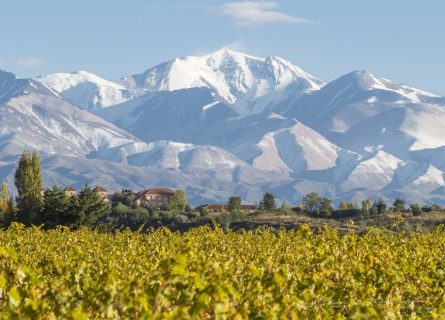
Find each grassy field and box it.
[2,222,445,318]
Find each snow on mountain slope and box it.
[0,70,57,104]
[121,48,323,115]
[281,70,445,136]
[251,121,341,174]
[0,93,137,156]
[336,103,445,157]
[340,150,404,191]
[35,71,140,109]
[94,87,239,143]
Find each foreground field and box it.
[1,225,445,319]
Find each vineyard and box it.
[1,224,445,319]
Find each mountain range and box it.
[1,48,445,206]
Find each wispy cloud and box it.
[14,58,47,67]
[0,57,47,68]
[213,1,316,26]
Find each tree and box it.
[338,201,348,210]
[280,200,293,215]
[41,186,76,228]
[262,192,276,211]
[73,186,109,228]
[0,182,14,226]
[14,151,43,225]
[198,207,209,217]
[361,198,372,215]
[319,197,333,218]
[410,202,423,216]
[393,198,406,212]
[228,195,241,213]
[303,192,321,215]
[375,198,387,215]
[431,204,442,212]
[167,189,187,212]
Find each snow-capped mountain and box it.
[93,87,239,143]
[0,71,288,204]
[120,48,323,115]
[1,50,445,205]
[0,70,57,104]
[35,71,142,109]
[281,70,445,136]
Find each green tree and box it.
[14,151,43,225]
[303,192,321,215]
[0,183,13,214]
[73,186,110,228]
[361,198,372,215]
[410,202,423,216]
[338,201,348,210]
[262,192,276,211]
[199,207,209,217]
[375,198,387,215]
[167,189,187,212]
[431,204,442,212]
[0,182,14,226]
[320,197,333,218]
[393,198,406,212]
[280,200,293,215]
[41,186,76,228]
[228,195,241,212]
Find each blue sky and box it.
[1,0,444,95]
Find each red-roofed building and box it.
[135,188,175,208]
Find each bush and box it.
[411,203,423,216]
[159,211,177,222]
[331,208,362,219]
[199,207,209,217]
[113,203,130,215]
[215,212,232,229]
[173,214,189,224]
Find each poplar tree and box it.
[0,182,14,225]
[14,151,43,225]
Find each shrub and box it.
[411,203,423,216]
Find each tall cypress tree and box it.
[14,151,43,225]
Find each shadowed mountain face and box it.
[0,50,444,205]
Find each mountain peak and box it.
[208,48,262,61]
[122,50,323,114]
[0,69,18,82]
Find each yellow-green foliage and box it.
[1,224,445,319]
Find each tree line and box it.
[1,151,443,230]
[0,151,109,228]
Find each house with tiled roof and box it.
[135,188,175,208]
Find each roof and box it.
[95,186,108,192]
[136,188,174,197]
[64,186,76,192]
